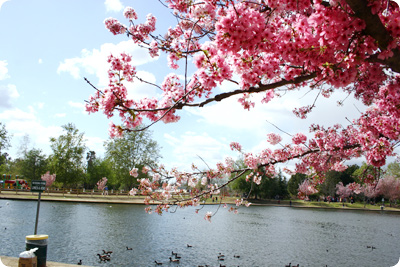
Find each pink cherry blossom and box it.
[266,133,282,145]
[104,18,126,35]
[204,211,212,222]
[123,7,137,20]
[41,171,56,187]
[129,167,139,178]
[97,177,108,191]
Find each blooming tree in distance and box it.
[298,179,318,200]
[85,0,400,219]
[376,175,400,204]
[335,181,361,200]
[41,171,56,188]
[97,177,108,191]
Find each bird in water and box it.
[77,259,82,265]
[169,257,180,263]
[126,246,133,250]
[154,260,163,265]
[96,254,110,262]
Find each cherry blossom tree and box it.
[335,182,352,200]
[336,181,361,201]
[97,177,108,191]
[85,0,400,218]
[376,175,400,205]
[41,171,56,188]
[361,182,380,206]
[297,179,318,200]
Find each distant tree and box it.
[49,123,87,187]
[97,177,108,191]
[320,171,342,197]
[230,163,288,200]
[353,162,382,184]
[257,171,288,199]
[85,150,97,187]
[386,162,400,179]
[361,183,380,207]
[298,179,318,200]
[0,123,11,166]
[17,134,31,158]
[19,148,48,182]
[229,170,254,198]
[41,171,56,188]
[85,156,114,189]
[105,129,161,190]
[320,165,359,197]
[336,182,352,200]
[287,173,307,196]
[376,176,400,206]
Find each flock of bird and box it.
[151,245,240,267]
[83,244,242,266]
[75,243,379,266]
[96,250,113,262]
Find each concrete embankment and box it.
[0,256,92,267]
[1,190,399,213]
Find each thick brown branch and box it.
[345,0,400,73]
[195,73,317,108]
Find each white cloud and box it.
[86,136,106,157]
[104,0,124,13]
[126,70,158,100]
[0,108,63,158]
[58,40,158,87]
[38,58,43,64]
[163,131,233,170]
[0,108,35,121]
[0,60,10,80]
[188,88,366,140]
[0,84,19,108]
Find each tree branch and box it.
[345,0,400,73]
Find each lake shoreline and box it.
[1,190,399,213]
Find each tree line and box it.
[0,122,161,190]
[229,159,400,204]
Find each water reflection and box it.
[1,199,400,266]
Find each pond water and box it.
[1,199,400,267]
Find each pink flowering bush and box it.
[97,177,108,191]
[336,182,361,200]
[376,176,400,204]
[298,179,319,200]
[41,171,56,187]
[86,1,400,216]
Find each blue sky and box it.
[0,0,382,172]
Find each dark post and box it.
[31,180,47,234]
[34,191,41,235]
